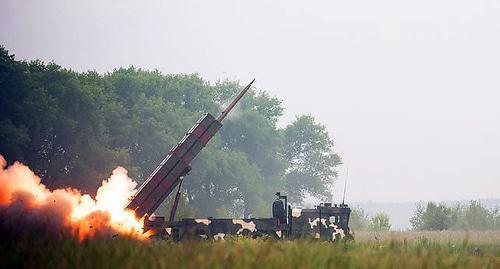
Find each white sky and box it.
[1,0,499,203]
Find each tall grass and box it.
[355,230,500,244]
[1,233,498,269]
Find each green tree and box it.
[0,47,32,162]
[453,200,495,230]
[369,212,391,232]
[283,115,342,203]
[410,202,455,231]
[0,47,131,192]
[349,207,370,231]
[493,206,500,230]
[216,82,286,217]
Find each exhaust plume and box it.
[0,154,146,240]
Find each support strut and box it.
[169,177,184,222]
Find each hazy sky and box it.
[1,0,499,203]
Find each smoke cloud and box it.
[0,154,146,240]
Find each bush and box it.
[369,213,391,232]
[349,207,370,231]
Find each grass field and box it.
[1,231,499,269]
[355,230,500,244]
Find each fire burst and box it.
[0,154,146,240]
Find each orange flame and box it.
[0,154,147,240]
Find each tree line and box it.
[0,46,342,218]
[349,200,499,232]
[410,200,500,231]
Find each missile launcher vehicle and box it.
[126,80,351,241]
